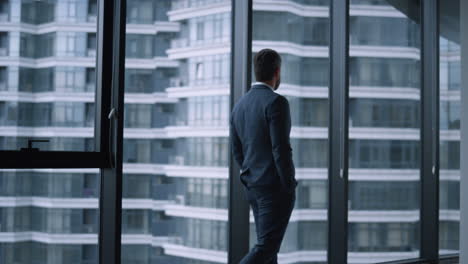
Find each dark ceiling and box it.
[387,0,460,43]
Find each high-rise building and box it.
[0,0,460,263]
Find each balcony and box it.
[169,77,188,87]
[171,38,188,49]
[171,0,230,11]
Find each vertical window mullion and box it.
[228,0,252,263]
[420,0,440,261]
[328,0,349,263]
[97,0,126,263]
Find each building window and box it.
[83,173,98,197]
[127,0,153,24]
[124,104,152,128]
[125,69,154,93]
[126,34,154,58]
[123,174,151,198]
[195,62,204,80]
[123,210,148,234]
[86,68,95,92]
[196,21,204,41]
[124,139,152,163]
[350,99,420,128]
[0,67,6,90]
[350,140,419,169]
[0,32,7,56]
[82,209,96,233]
[87,33,96,57]
[87,0,97,22]
[0,0,8,21]
[82,245,97,263]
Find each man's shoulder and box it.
[251,87,283,103]
[267,93,288,108]
[233,88,283,112]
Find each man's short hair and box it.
[254,49,281,82]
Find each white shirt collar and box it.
[253,82,274,91]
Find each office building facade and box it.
[0,0,460,263]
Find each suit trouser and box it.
[239,185,295,264]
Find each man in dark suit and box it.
[230,49,297,264]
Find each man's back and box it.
[235,49,296,264]
[230,84,296,191]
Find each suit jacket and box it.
[230,84,297,192]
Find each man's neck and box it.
[254,81,275,91]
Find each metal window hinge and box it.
[108,108,117,120]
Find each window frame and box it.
[229,0,449,263]
[0,1,126,264]
[0,0,454,263]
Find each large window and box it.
[349,58,420,87]
[439,0,461,255]
[251,0,330,262]
[0,0,100,260]
[0,0,460,263]
[121,0,231,263]
[347,1,421,262]
[0,0,97,152]
[0,169,99,264]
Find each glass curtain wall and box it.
[347,1,421,263]
[439,0,461,255]
[251,1,330,263]
[121,0,231,263]
[0,0,459,263]
[0,0,99,263]
[0,169,99,264]
[0,0,98,152]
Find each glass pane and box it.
[251,1,330,263]
[347,1,421,262]
[0,0,98,151]
[121,0,231,263]
[0,168,99,264]
[439,0,460,255]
